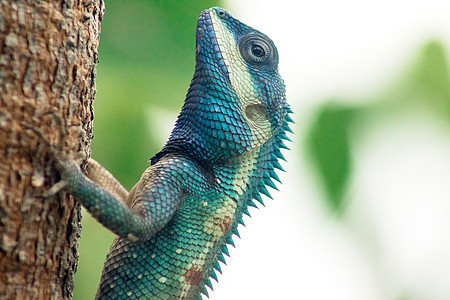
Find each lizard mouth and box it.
[195,8,229,78]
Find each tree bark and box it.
[0,0,103,299]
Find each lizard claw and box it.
[23,111,69,197]
[42,180,68,197]
[23,110,66,157]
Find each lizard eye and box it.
[216,9,227,19]
[251,44,265,57]
[239,33,277,68]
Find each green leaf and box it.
[304,40,449,215]
[403,40,450,120]
[305,103,356,213]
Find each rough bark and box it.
[0,0,104,299]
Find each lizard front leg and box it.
[86,158,129,203]
[52,154,188,242]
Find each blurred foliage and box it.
[305,104,355,213]
[400,41,450,119]
[73,1,222,299]
[305,40,450,214]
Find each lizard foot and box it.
[24,111,69,196]
[24,110,66,157]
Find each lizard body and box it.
[51,7,292,299]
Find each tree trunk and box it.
[0,0,103,299]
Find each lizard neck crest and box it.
[152,7,288,165]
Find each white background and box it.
[204,1,450,299]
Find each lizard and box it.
[42,6,292,300]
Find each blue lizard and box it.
[50,7,292,299]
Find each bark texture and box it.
[0,0,104,299]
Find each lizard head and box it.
[154,7,288,164]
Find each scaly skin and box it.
[52,7,292,299]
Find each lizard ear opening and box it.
[245,104,265,123]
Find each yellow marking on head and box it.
[209,11,272,148]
